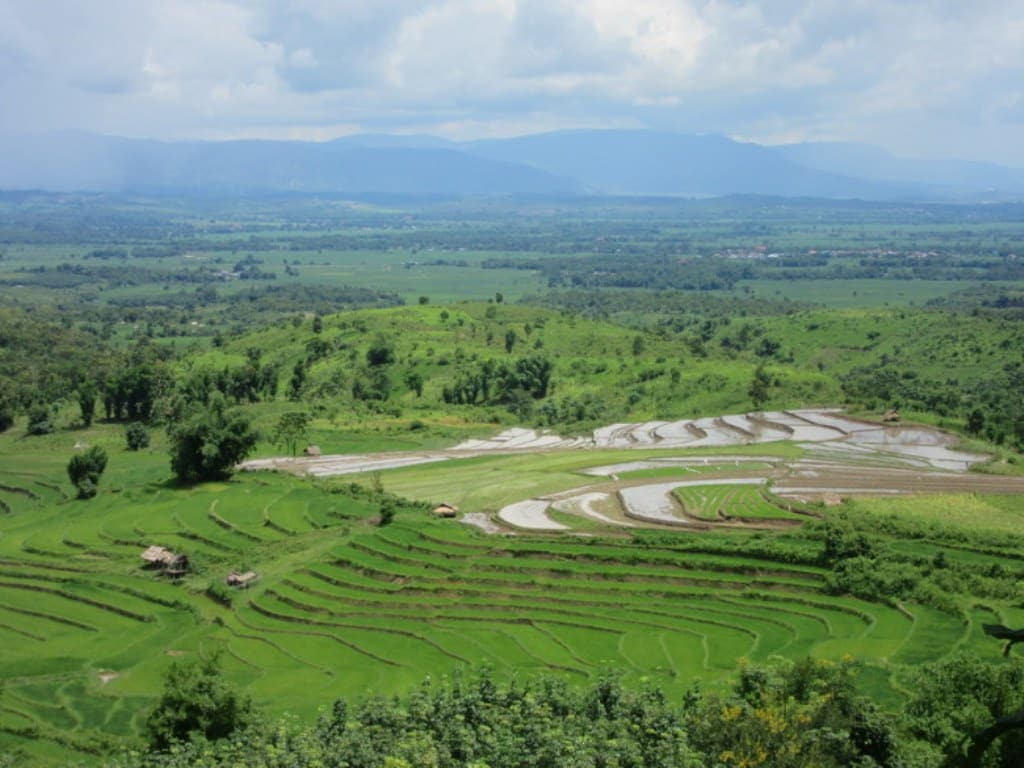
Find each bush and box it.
[379,499,396,526]
[125,422,150,451]
[67,446,107,499]
[26,404,54,436]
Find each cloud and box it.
[1,0,1023,163]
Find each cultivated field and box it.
[2,413,1024,764]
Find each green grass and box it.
[847,493,1024,537]
[729,279,1003,308]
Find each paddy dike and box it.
[241,409,1024,533]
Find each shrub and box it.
[26,404,54,436]
[67,446,108,499]
[125,422,150,451]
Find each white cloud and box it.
[1,0,1024,162]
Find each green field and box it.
[730,278,1011,308]
[672,483,808,522]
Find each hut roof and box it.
[141,546,174,564]
[433,502,459,518]
[303,445,322,456]
[226,570,259,587]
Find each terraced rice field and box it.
[673,483,808,522]
[1,460,1020,765]
[3,414,1024,764]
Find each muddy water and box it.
[497,499,568,531]
[552,492,634,527]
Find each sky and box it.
[2,0,1024,165]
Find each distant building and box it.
[303,445,322,456]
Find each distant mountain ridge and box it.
[1,129,1022,201]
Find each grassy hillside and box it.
[202,302,837,430]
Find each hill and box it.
[5,130,1024,200]
[465,129,890,198]
[776,141,1024,198]
[0,132,578,197]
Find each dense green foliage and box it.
[66,446,108,499]
[143,654,254,753]
[125,422,151,451]
[166,396,259,483]
[114,654,1024,768]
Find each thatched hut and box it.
[141,546,190,576]
[303,445,322,457]
[226,570,259,588]
[882,409,901,423]
[164,554,190,577]
[433,502,459,518]
[141,546,173,567]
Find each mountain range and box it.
[2,129,1023,201]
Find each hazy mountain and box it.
[776,142,1024,196]
[2,129,1023,200]
[0,132,576,196]
[464,130,891,198]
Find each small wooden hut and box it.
[141,546,173,567]
[433,502,459,518]
[141,546,190,577]
[164,554,190,577]
[226,570,259,588]
[303,445,322,457]
[882,409,901,423]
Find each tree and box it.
[67,446,107,499]
[0,389,14,434]
[125,421,150,451]
[77,381,97,427]
[287,361,306,402]
[273,411,311,456]
[748,363,772,409]
[167,395,259,483]
[145,653,254,752]
[312,314,323,334]
[404,370,424,398]
[504,329,517,354]
[967,408,986,436]
[366,336,395,367]
[378,499,396,527]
